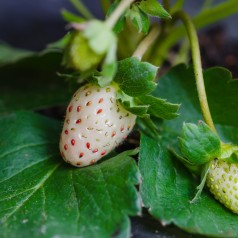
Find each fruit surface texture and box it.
[59,83,136,167]
[207,159,238,214]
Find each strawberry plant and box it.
[1,0,238,237]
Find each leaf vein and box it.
[0,142,57,160]
[1,163,61,224]
[0,153,58,184]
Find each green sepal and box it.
[219,143,238,163]
[61,9,85,23]
[114,57,158,97]
[191,162,211,203]
[83,20,117,55]
[47,33,71,51]
[137,0,171,19]
[169,147,202,174]
[169,146,211,202]
[178,121,221,166]
[64,20,117,85]
[116,91,149,116]
[138,95,180,120]
[128,5,150,34]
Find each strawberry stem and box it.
[105,0,134,29]
[173,10,217,134]
[133,25,160,61]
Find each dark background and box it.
[0,1,237,238]
[0,0,238,51]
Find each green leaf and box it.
[106,0,126,33]
[0,44,34,66]
[139,64,238,237]
[129,5,149,34]
[46,33,71,51]
[0,51,73,115]
[114,57,158,97]
[61,9,85,23]
[179,122,221,166]
[155,65,238,143]
[117,91,149,116]
[139,135,238,238]
[137,0,171,19]
[0,111,141,238]
[138,95,180,120]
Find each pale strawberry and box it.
[207,159,238,214]
[59,83,136,167]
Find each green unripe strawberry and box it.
[207,159,238,214]
[65,31,104,72]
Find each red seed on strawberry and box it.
[68,106,73,112]
[76,119,81,124]
[59,83,136,167]
[71,139,75,146]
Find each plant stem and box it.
[173,11,217,133]
[150,0,238,65]
[105,0,134,29]
[133,26,160,60]
[70,0,94,19]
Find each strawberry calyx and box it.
[219,143,238,164]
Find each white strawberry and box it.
[207,159,238,214]
[59,83,136,167]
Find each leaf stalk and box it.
[133,25,160,60]
[173,10,217,134]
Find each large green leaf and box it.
[157,65,238,143]
[139,64,238,237]
[0,111,140,238]
[0,51,73,115]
